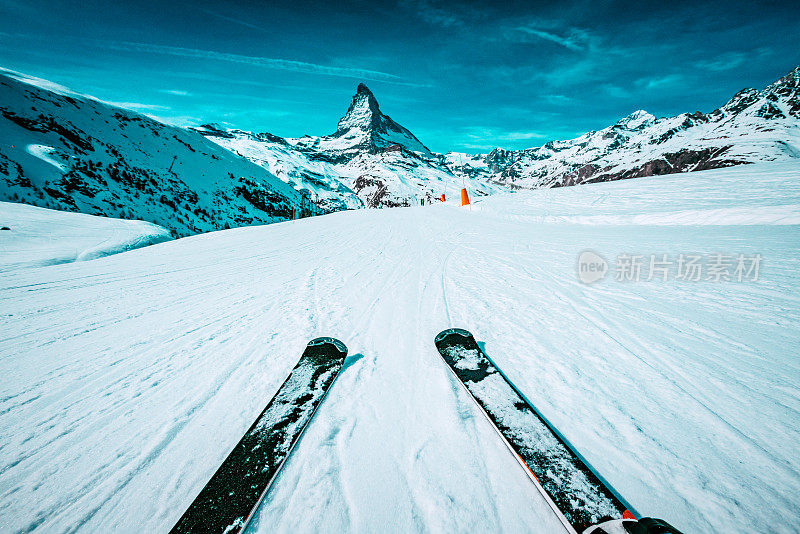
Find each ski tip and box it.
[434,328,476,347]
[307,337,348,357]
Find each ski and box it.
[434,328,635,534]
[170,337,348,534]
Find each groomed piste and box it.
[1,162,799,533]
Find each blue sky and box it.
[1,0,798,152]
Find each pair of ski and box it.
[171,331,680,534]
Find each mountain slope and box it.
[198,85,508,208]
[0,200,170,271]
[195,124,364,211]
[447,66,800,188]
[200,67,800,208]
[0,70,306,237]
[1,162,798,533]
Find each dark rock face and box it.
[337,84,382,133]
[590,146,739,184]
[766,66,800,117]
[352,173,422,208]
[353,174,389,208]
[1,107,95,152]
[485,148,516,173]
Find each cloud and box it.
[399,0,486,29]
[455,125,548,148]
[103,101,171,112]
[695,48,772,72]
[695,52,746,72]
[600,84,631,99]
[460,143,498,151]
[400,0,464,28]
[196,7,268,32]
[106,41,407,84]
[144,114,202,127]
[541,94,573,105]
[510,25,591,51]
[496,131,548,141]
[638,74,685,90]
[159,89,191,96]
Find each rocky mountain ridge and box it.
[446,65,800,188]
[201,66,800,209]
[0,69,307,237]
[2,65,798,230]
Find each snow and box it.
[196,128,364,211]
[444,67,800,189]
[202,127,506,210]
[0,71,303,237]
[25,144,68,172]
[441,341,624,530]
[0,201,171,271]
[1,162,799,533]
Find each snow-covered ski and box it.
[170,337,348,534]
[435,328,655,534]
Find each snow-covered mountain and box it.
[199,67,799,208]
[195,124,365,211]
[446,66,800,188]
[293,83,431,157]
[197,85,508,208]
[0,70,308,237]
[2,66,798,223]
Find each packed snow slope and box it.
[0,201,170,271]
[1,162,799,533]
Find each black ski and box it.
[171,337,348,534]
[434,328,634,533]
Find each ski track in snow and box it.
[0,163,799,533]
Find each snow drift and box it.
[0,201,170,271]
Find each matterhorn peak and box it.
[323,83,431,155]
[356,82,374,97]
[338,83,381,132]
